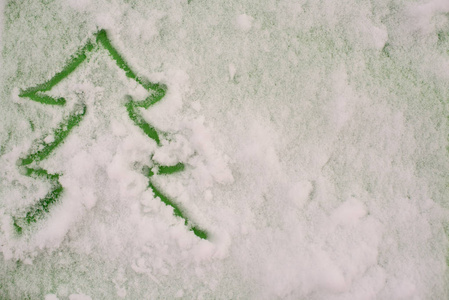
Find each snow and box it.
[0,0,449,299]
[235,14,253,32]
[68,294,92,300]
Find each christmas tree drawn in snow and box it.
[14,29,208,239]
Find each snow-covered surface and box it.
[1,0,449,299]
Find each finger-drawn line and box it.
[14,29,208,239]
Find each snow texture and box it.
[1,0,449,299]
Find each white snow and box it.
[228,63,236,81]
[235,14,253,32]
[68,294,92,300]
[0,0,449,299]
[66,0,91,12]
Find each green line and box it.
[19,92,66,106]
[24,167,60,181]
[125,100,160,145]
[191,226,208,240]
[19,183,63,229]
[20,104,87,166]
[13,169,63,235]
[96,30,141,84]
[135,84,167,109]
[148,181,208,240]
[19,41,94,95]
[143,162,185,177]
[14,105,86,234]
[158,162,185,175]
[149,181,184,219]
